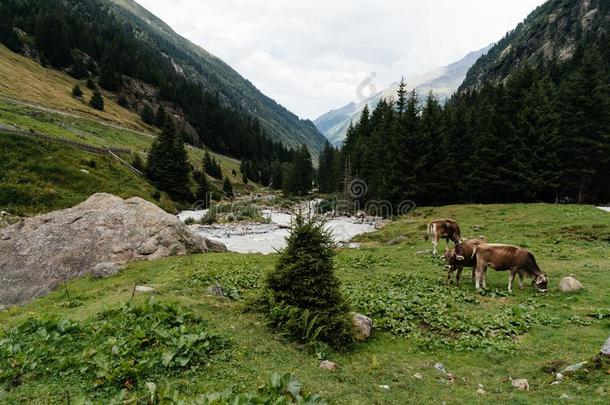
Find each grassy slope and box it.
[0,131,175,215]
[1,204,608,403]
[0,44,255,214]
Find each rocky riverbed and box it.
[179,207,383,254]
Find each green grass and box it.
[0,132,175,215]
[1,204,609,403]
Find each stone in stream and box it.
[558,276,583,292]
[0,193,226,306]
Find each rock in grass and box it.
[511,378,529,391]
[352,313,373,341]
[558,276,583,292]
[319,360,338,371]
[0,193,226,306]
[561,361,587,373]
[135,286,155,293]
[207,284,225,297]
[601,335,610,356]
[90,262,122,279]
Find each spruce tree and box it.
[318,141,336,194]
[223,177,234,198]
[283,145,313,196]
[140,104,155,125]
[89,91,104,111]
[155,106,167,128]
[146,121,192,201]
[141,105,155,125]
[260,215,354,349]
[72,85,83,98]
[195,172,211,207]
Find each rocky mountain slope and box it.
[108,0,326,153]
[314,44,492,146]
[460,0,609,91]
[0,0,326,154]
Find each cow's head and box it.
[443,246,465,271]
[533,274,548,292]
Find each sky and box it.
[136,0,546,120]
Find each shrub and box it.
[89,90,104,111]
[258,215,354,349]
[72,84,83,98]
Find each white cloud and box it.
[136,0,546,119]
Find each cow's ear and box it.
[456,255,465,261]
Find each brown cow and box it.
[443,239,484,286]
[472,243,548,292]
[424,219,463,255]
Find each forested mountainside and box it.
[315,44,492,147]
[0,0,326,157]
[460,0,609,91]
[318,0,610,207]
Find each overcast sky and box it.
[136,0,545,120]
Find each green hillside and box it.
[0,43,256,215]
[1,204,609,403]
[0,131,175,216]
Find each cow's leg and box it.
[508,270,516,292]
[471,266,476,282]
[482,268,487,290]
[446,269,452,286]
[432,236,439,256]
[518,271,524,289]
[456,266,463,287]
[475,264,486,290]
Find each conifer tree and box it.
[141,105,155,126]
[146,121,192,201]
[223,177,234,198]
[260,215,354,349]
[155,106,167,128]
[72,85,83,98]
[89,91,104,111]
[195,172,211,207]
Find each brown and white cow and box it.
[472,243,548,292]
[424,219,463,255]
[443,239,484,286]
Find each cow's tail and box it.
[424,222,432,241]
[471,245,478,260]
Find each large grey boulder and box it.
[0,193,225,305]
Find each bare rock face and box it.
[0,193,226,305]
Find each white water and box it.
[178,208,379,254]
[598,207,610,213]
